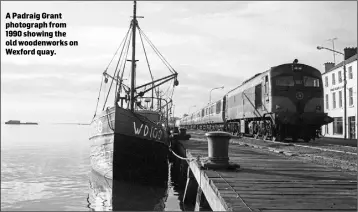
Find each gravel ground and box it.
[233,137,357,172]
[289,141,357,153]
[187,130,357,173]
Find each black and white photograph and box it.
[1,1,357,211]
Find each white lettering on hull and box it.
[133,122,143,134]
[97,121,103,133]
[144,125,149,136]
[133,121,163,140]
[91,120,103,137]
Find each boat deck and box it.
[176,136,357,211]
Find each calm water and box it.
[1,124,186,211]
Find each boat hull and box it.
[89,106,169,183]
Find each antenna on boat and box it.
[130,0,137,111]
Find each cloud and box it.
[1,1,356,121]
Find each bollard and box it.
[179,128,187,136]
[170,127,179,137]
[170,127,179,147]
[179,127,191,140]
[202,131,240,170]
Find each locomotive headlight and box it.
[316,105,321,111]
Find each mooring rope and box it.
[168,146,196,162]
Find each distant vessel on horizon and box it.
[5,120,38,125]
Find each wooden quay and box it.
[173,133,357,212]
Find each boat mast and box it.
[130,1,137,111]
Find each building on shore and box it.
[321,47,357,139]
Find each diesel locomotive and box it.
[180,60,333,142]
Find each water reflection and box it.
[88,153,201,211]
[88,166,171,211]
[87,169,112,211]
[1,124,190,211]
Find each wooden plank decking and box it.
[177,137,357,211]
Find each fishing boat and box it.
[89,1,179,184]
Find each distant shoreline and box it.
[2,122,90,125]
[5,123,38,125]
[51,123,90,125]
[5,120,38,125]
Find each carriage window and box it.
[275,76,294,86]
[216,101,221,114]
[303,76,320,87]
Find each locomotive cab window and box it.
[303,76,320,87]
[275,76,294,86]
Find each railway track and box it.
[187,130,357,155]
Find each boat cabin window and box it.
[275,76,294,86]
[139,111,160,123]
[303,76,320,87]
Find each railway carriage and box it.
[180,60,333,142]
[201,99,225,130]
[184,100,225,130]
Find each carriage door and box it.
[255,84,262,109]
[223,95,228,122]
[262,75,269,111]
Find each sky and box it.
[1,1,357,123]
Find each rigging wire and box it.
[140,28,176,75]
[137,27,176,74]
[138,27,179,110]
[103,24,132,111]
[160,81,173,105]
[118,27,133,96]
[92,75,104,121]
[92,24,132,117]
[94,18,178,115]
[168,84,175,103]
[120,29,133,98]
[114,24,133,103]
[137,25,155,84]
[104,24,132,75]
[124,28,133,109]
[139,29,175,75]
[138,25,155,108]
